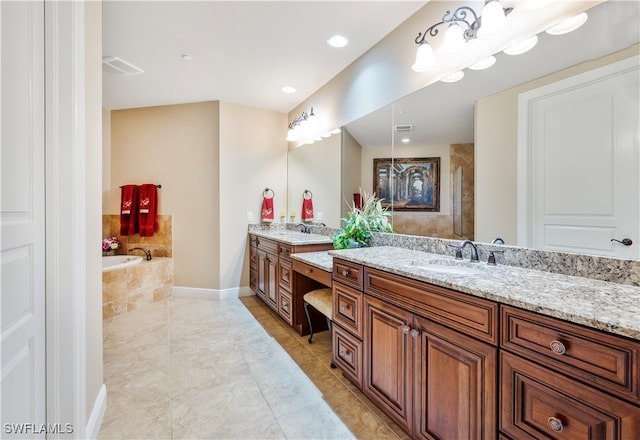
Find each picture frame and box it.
[373,157,440,211]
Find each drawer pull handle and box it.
[402,325,410,335]
[547,417,563,432]
[342,269,349,276]
[550,340,566,355]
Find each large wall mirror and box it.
[288,0,639,258]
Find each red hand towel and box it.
[261,196,274,222]
[138,184,158,237]
[120,185,139,236]
[302,197,314,221]
[353,193,363,210]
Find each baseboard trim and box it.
[85,384,107,439]
[172,285,255,299]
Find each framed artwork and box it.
[373,157,440,211]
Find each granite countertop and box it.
[250,229,333,246]
[328,246,640,341]
[290,251,333,272]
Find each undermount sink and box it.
[407,259,485,276]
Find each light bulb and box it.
[412,43,436,72]
[478,0,507,37]
[441,23,467,53]
[286,128,296,142]
[468,56,496,70]
[441,71,464,83]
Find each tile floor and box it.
[99,295,408,439]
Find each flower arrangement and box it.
[102,236,121,256]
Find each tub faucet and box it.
[129,247,152,261]
[459,240,479,263]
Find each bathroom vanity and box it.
[329,246,640,440]
[248,230,333,335]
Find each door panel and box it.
[1,0,46,434]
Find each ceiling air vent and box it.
[102,56,144,75]
[394,124,413,132]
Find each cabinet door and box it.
[265,252,278,311]
[501,351,640,440]
[249,244,258,292]
[256,248,267,301]
[414,317,497,440]
[364,295,414,435]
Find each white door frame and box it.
[45,1,87,436]
[517,55,640,250]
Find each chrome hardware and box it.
[340,305,349,313]
[342,269,349,276]
[611,238,633,246]
[410,329,419,339]
[129,247,152,261]
[547,416,563,432]
[402,325,410,335]
[447,244,463,260]
[549,340,566,355]
[487,250,504,266]
[491,237,505,244]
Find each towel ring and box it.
[303,190,313,199]
[263,188,274,198]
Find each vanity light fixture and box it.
[468,55,496,70]
[287,107,324,143]
[441,70,465,83]
[412,0,511,72]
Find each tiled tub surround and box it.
[102,214,173,257]
[329,246,640,340]
[102,257,173,320]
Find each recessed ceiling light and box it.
[181,54,193,60]
[281,86,296,94]
[401,138,411,143]
[327,35,348,48]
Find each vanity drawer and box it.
[500,351,640,440]
[256,237,278,255]
[279,243,292,260]
[333,282,363,339]
[501,305,640,403]
[278,258,292,292]
[333,324,363,389]
[278,289,293,326]
[333,259,363,290]
[364,267,498,345]
[292,259,331,287]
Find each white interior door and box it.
[1,1,46,435]
[519,56,640,259]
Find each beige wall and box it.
[108,102,221,288]
[85,0,104,421]
[341,129,363,220]
[288,135,341,228]
[475,45,640,244]
[107,101,287,291]
[218,101,287,290]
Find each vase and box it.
[103,249,116,256]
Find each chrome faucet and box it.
[459,240,479,263]
[129,247,152,261]
[297,223,310,234]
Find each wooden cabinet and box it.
[249,233,332,335]
[363,283,497,439]
[500,305,640,440]
[501,351,640,440]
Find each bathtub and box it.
[102,255,143,272]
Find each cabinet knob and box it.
[305,269,312,275]
[342,269,349,276]
[402,325,410,335]
[549,340,566,355]
[340,305,350,313]
[410,329,420,339]
[547,416,563,432]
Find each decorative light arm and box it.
[415,6,480,46]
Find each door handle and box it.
[611,238,633,246]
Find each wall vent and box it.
[102,56,144,75]
[394,124,413,132]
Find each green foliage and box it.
[332,190,393,249]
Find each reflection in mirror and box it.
[453,166,462,237]
[287,134,342,228]
[342,0,639,258]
